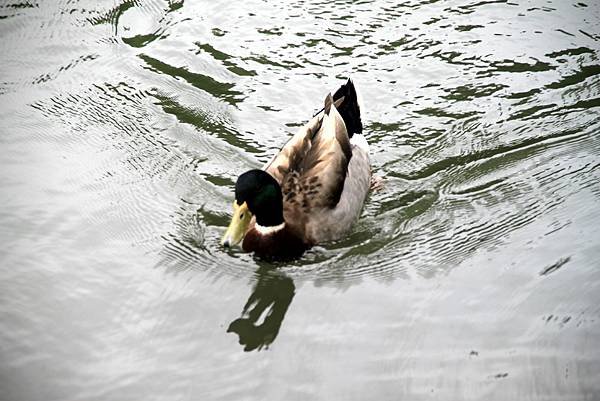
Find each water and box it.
[1,0,600,399]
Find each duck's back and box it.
[269,79,371,244]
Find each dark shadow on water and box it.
[227,266,295,352]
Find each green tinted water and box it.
[1,1,599,399]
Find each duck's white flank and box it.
[350,133,369,153]
[255,222,285,235]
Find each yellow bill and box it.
[221,201,252,247]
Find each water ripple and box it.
[2,0,600,398]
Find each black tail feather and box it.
[332,78,362,138]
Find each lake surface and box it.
[1,0,600,400]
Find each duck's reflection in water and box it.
[228,267,295,351]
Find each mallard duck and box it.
[221,78,371,260]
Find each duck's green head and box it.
[221,169,284,248]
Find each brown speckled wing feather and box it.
[279,94,352,236]
[263,96,347,186]
[263,94,354,242]
[295,94,351,209]
[263,114,322,185]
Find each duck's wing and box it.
[263,95,348,185]
[263,113,322,185]
[282,93,352,215]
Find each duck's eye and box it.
[240,213,244,218]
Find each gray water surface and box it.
[1,1,600,400]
